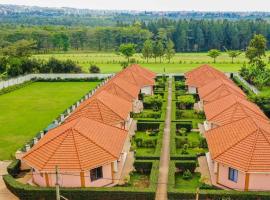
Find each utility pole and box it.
[55,166,60,200]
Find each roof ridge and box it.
[96,100,105,122]
[208,98,237,120]
[71,129,83,171]
[40,129,72,171]
[97,96,127,120]
[215,127,258,160]
[112,82,134,98]
[246,130,260,172]
[73,126,118,159]
[202,83,223,98]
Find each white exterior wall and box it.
[141,85,153,95]
[188,86,197,94]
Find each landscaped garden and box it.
[0,81,100,160]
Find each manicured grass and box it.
[0,81,100,160]
[175,172,201,190]
[129,172,150,188]
[33,52,270,73]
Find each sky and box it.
[0,0,270,12]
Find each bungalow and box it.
[116,67,155,95]
[96,77,143,113]
[127,64,156,79]
[205,117,270,191]
[22,117,129,187]
[203,94,268,131]
[185,65,229,94]
[196,79,246,109]
[66,90,133,130]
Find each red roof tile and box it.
[23,117,128,172]
[185,65,229,87]
[127,64,156,79]
[198,79,246,103]
[205,117,270,172]
[66,91,132,126]
[204,94,268,126]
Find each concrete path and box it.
[155,78,172,200]
[0,161,18,200]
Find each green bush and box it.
[182,170,193,180]
[7,160,21,177]
[137,122,160,131]
[199,137,208,149]
[176,122,192,132]
[181,144,189,154]
[175,160,197,173]
[175,137,188,148]
[143,94,163,110]
[177,95,195,109]
[142,139,157,148]
[134,161,152,174]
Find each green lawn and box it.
[0,81,99,160]
[33,52,270,73]
[175,172,201,190]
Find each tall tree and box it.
[155,40,165,63]
[227,50,242,63]
[208,49,221,63]
[142,39,153,63]
[119,43,136,63]
[246,34,267,64]
[165,39,175,63]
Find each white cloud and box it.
[0,0,270,11]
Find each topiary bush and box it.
[182,170,193,180]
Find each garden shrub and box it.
[182,170,193,180]
[137,122,160,131]
[181,144,189,154]
[176,110,184,118]
[176,122,192,132]
[199,137,208,149]
[143,94,163,110]
[142,139,157,148]
[133,111,161,119]
[175,81,185,90]
[175,160,197,173]
[89,65,100,73]
[7,159,21,177]
[134,161,152,174]
[177,95,195,109]
[175,138,188,148]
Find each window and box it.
[90,167,103,181]
[228,167,238,182]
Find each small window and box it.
[90,167,103,181]
[228,167,238,182]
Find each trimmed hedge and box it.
[36,77,102,82]
[176,122,192,132]
[175,160,197,173]
[0,80,33,95]
[4,161,160,200]
[137,122,160,131]
[7,160,21,177]
[134,161,153,174]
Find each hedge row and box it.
[35,77,102,82]
[137,122,160,131]
[0,80,33,95]
[7,159,21,177]
[175,160,197,173]
[4,160,160,200]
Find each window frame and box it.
[228,167,238,182]
[90,166,103,182]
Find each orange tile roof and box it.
[204,94,268,126]
[205,117,270,172]
[127,64,156,79]
[116,67,155,87]
[66,90,132,126]
[185,65,229,87]
[198,79,246,103]
[23,117,128,172]
[95,77,140,102]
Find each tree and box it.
[154,40,164,63]
[89,65,101,73]
[165,39,175,63]
[227,50,242,63]
[208,49,221,63]
[246,34,267,64]
[142,39,153,63]
[119,43,136,63]
[177,95,195,109]
[0,56,8,74]
[2,39,36,57]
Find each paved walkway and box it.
[155,78,172,200]
[0,161,18,200]
[196,156,211,185]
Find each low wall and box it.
[0,73,112,90]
